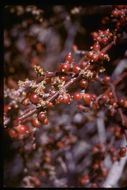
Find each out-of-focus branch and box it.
[96,111,106,144]
[103,137,127,187]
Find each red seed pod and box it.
[119,147,126,157]
[98,95,107,106]
[108,92,113,98]
[30,93,39,104]
[38,112,46,122]
[120,99,127,108]
[72,64,81,74]
[103,76,110,84]
[56,96,63,104]
[119,99,125,107]
[92,53,99,62]
[79,80,88,88]
[112,8,122,17]
[83,94,91,105]
[43,117,49,125]
[65,52,73,63]
[59,75,67,81]
[62,94,71,104]
[87,51,94,59]
[77,104,84,111]
[47,101,54,108]
[99,52,105,59]
[15,125,30,135]
[73,92,82,101]
[31,118,41,128]
[58,63,70,73]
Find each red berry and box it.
[30,93,39,104]
[103,76,110,84]
[87,51,94,59]
[92,53,99,62]
[47,102,53,108]
[15,125,30,135]
[119,99,124,107]
[62,94,71,104]
[107,91,113,98]
[120,99,127,108]
[73,92,82,101]
[59,63,70,73]
[83,94,91,105]
[79,80,88,88]
[112,9,120,17]
[38,112,46,122]
[31,118,41,128]
[43,118,49,125]
[59,75,67,81]
[65,52,73,63]
[77,104,84,111]
[72,64,81,74]
[56,96,63,104]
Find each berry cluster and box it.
[92,29,113,45]
[4,5,127,188]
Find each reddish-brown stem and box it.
[18,41,115,123]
